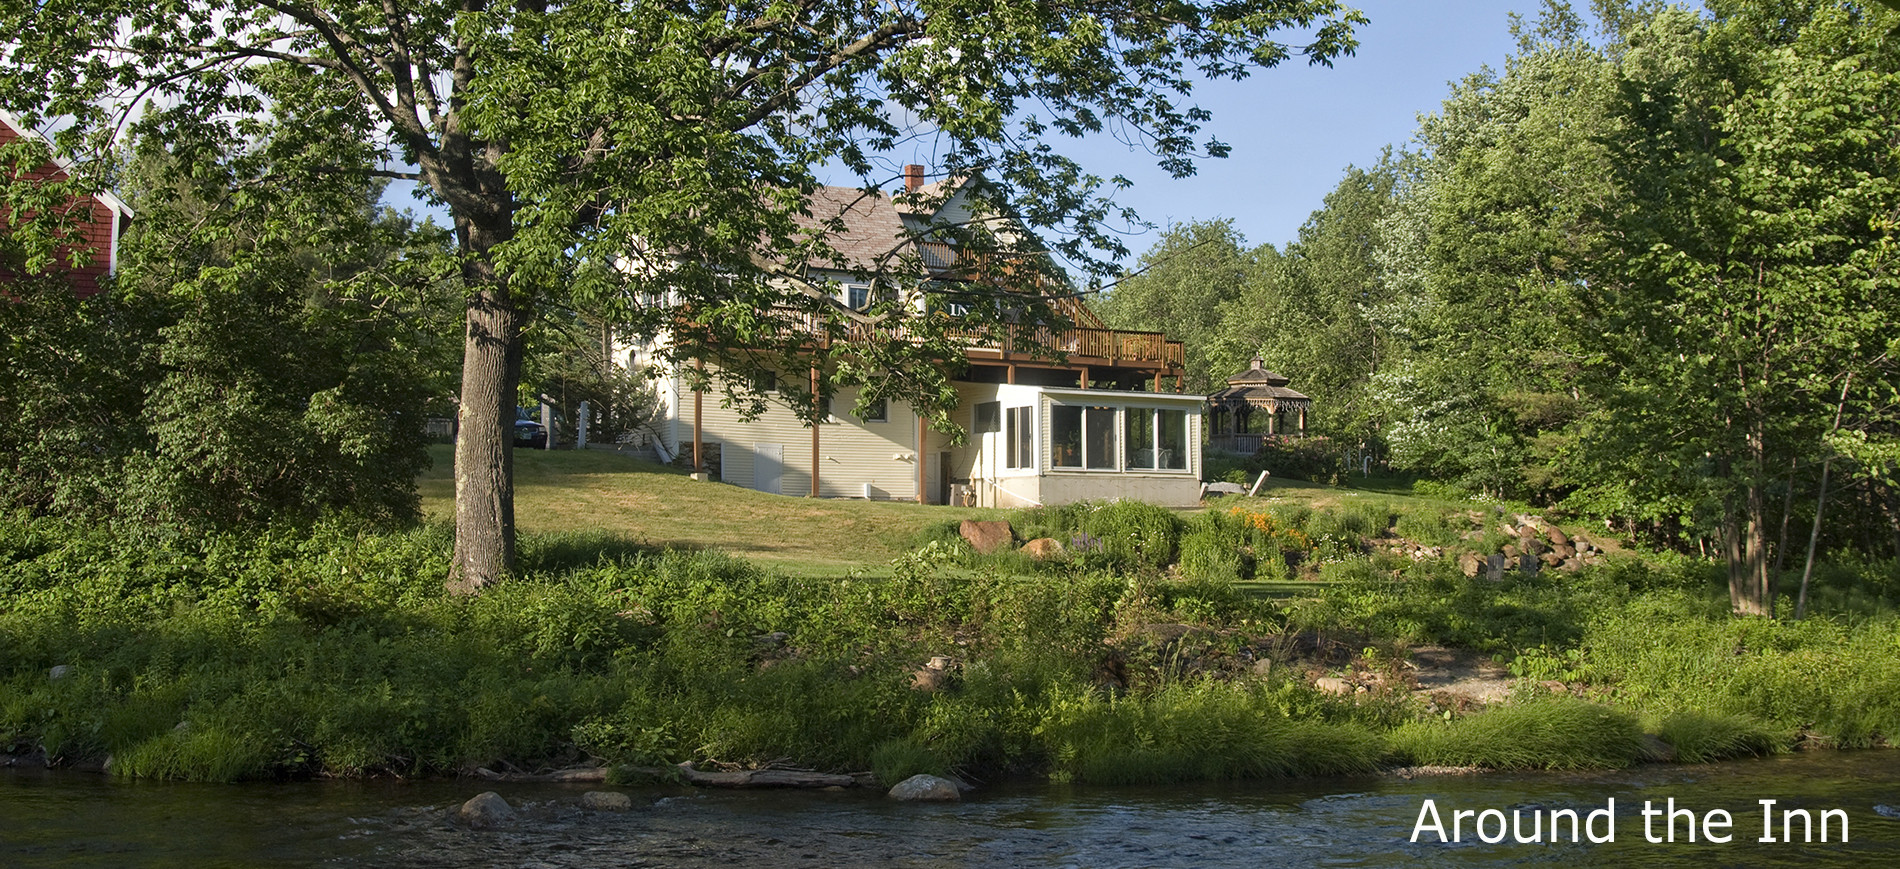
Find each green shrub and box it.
[871,738,946,784]
[1649,710,1786,763]
[1179,511,1248,583]
[1389,698,1645,770]
[1082,500,1181,572]
[1038,682,1384,784]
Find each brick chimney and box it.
[904,164,926,193]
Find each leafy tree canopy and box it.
[2,0,1366,586]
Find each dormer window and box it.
[842,283,871,310]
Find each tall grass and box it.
[1389,698,1646,770]
[1038,682,1384,784]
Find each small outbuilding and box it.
[1207,356,1311,453]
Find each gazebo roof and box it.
[1209,356,1310,411]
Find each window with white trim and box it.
[1005,406,1033,469]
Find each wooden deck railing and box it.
[723,310,1186,370]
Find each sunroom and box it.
[951,384,1204,508]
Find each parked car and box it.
[513,417,547,449]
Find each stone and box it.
[1499,523,1520,538]
[959,520,1014,555]
[1554,543,1576,559]
[1558,557,1583,573]
[1540,552,1563,567]
[1021,538,1065,560]
[888,774,961,802]
[1458,552,1482,577]
[456,791,517,829]
[753,631,789,650]
[1314,676,1353,696]
[911,658,956,692]
[1204,481,1247,496]
[47,664,72,681]
[581,791,633,811]
[1522,537,1547,556]
[1502,543,1519,559]
[1547,527,1571,547]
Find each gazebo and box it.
[1207,356,1310,452]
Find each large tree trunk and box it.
[448,220,528,593]
[1722,433,1774,617]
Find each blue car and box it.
[513,416,547,449]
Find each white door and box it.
[754,443,782,495]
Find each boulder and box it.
[911,656,957,692]
[888,774,961,802]
[1021,538,1065,560]
[1502,543,1519,559]
[47,664,72,681]
[581,791,633,811]
[1558,557,1583,573]
[1314,676,1353,696]
[959,520,1014,555]
[1458,552,1482,578]
[1539,552,1563,567]
[456,791,517,829]
[1547,527,1571,547]
[1203,481,1247,496]
[1554,543,1576,559]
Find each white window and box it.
[1005,406,1033,468]
[843,283,872,310]
[858,398,888,423]
[1126,407,1189,470]
[1051,404,1117,469]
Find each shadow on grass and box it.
[517,529,681,572]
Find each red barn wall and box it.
[1,116,125,298]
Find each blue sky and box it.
[1042,0,1541,257]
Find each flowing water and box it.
[6,751,1900,867]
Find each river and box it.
[5,751,1899,867]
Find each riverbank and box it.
[2,491,1896,785]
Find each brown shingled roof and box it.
[1210,356,1311,410]
[793,186,910,271]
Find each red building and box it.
[1,109,133,298]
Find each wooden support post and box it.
[810,364,821,498]
[1079,366,1090,389]
[915,412,927,504]
[693,358,705,478]
[1298,407,1307,438]
[1007,363,1016,385]
[1153,371,1162,392]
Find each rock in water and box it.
[456,791,517,828]
[959,520,1013,554]
[581,791,633,811]
[888,774,961,802]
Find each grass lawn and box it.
[418,445,1010,575]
